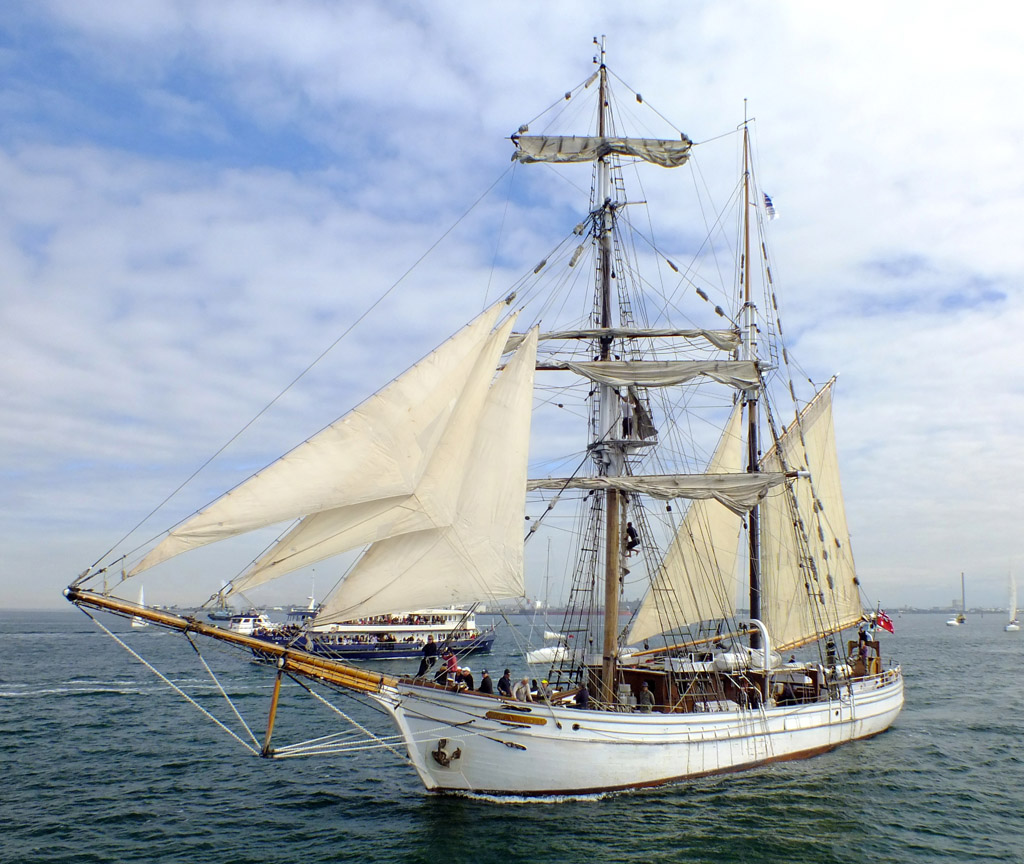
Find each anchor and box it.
[431,738,462,767]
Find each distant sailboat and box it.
[946,572,967,626]
[1006,572,1020,632]
[130,586,148,629]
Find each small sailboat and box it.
[65,41,903,796]
[130,586,148,629]
[1006,572,1020,632]
[946,571,967,626]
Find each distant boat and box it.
[946,572,967,626]
[1006,572,1020,632]
[251,606,496,661]
[130,586,148,629]
[206,582,235,620]
[224,609,274,636]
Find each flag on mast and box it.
[763,192,778,220]
[877,610,895,634]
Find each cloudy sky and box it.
[3,1,1022,612]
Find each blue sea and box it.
[2,608,1021,864]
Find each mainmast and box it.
[741,112,762,649]
[595,36,622,704]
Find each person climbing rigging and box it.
[625,522,640,555]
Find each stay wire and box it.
[79,607,259,755]
[282,673,414,765]
[184,632,261,750]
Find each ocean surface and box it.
[2,607,1022,864]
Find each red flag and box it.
[877,611,895,634]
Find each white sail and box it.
[131,585,148,628]
[1010,573,1017,623]
[230,314,519,593]
[628,402,746,645]
[526,472,784,516]
[546,359,759,390]
[513,135,692,168]
[129,302,508,577]
[759,381,864,649]
[315,327,539,622]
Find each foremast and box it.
[593,37,622,705]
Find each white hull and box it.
[1006,622,1020,632]
[376,669,904,796]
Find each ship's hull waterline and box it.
[378,673,904,795]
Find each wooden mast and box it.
[595,36,621,705]
[741,111,762,649]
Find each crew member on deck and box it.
[636,681,655,712]
[478,670,494,695]
[497,669,513,698]
[574,684,590,709]
[513,676,533,702]
[416,634,438,678]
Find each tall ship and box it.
[65,41,903,796]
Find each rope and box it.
[281,675,414,765]
[81,609,258,755]
[184,633,261,750]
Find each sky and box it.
[2,1,1023,612]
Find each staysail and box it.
[759,380,863,649]
[129,302,510,577]
[315,327,539,622]
[628,402,746,645]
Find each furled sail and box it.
[627,403,745,645]
[550,359,759,390]
[512,135,692,168]
[759,380,863,650]
[526,471,783,516]
[314,327,539,622]
[504,328,741,353]
[129,302,509,577]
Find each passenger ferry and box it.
[248,607,495,661]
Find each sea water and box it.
[2,609,1022,863]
